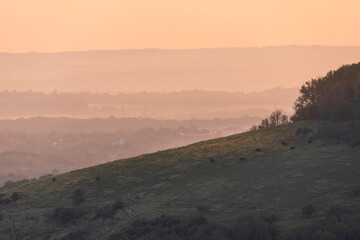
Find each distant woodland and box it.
[0,88,296,119]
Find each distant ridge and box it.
[1,46,360,93]
[2,45,360,54]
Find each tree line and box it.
[250,110,289,131]
[251,62,360,131]
[292,62,360,121]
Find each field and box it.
[0,120,359,239]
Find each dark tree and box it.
[292,63,360,121]
[250,109,289,131]
[11,192,20,202]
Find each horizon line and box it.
[0,86,299,95]
[1,44,360,54]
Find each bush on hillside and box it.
[11,192,20,202]
[112,199,125,211]
[325,206,352,223]
[51,207,84,224]
[188,217,207,228]
[280,206,360,240]
[295,127,314,137]
[251,110,289,131]
[315,121,360,146]
[0,198,11,205]
[109,214,277,240]
[352,185,360,196]
[302,204,315,217]
[232,214,277,240]
[94,199,125,219]
[262,214,279,225]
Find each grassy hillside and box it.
[0,120,360,239]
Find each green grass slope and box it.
[0,120,360,239]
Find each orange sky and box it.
[1,0,360,53]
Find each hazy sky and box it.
[1,0,360,52]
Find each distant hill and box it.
[1,46,360,93]
[0,88,297,119]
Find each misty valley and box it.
[0,116,259,187]
[0,42,360,240]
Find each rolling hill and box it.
[0,120,359,239]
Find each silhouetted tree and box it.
[250,125,258,131]
[281,115,289,124]
[270,110,282,126]
[250,110,289,131]
[261,118,270,128]
[292,63,360,121]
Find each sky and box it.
[1,0,360,53]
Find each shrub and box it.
[325,206,352,223]
[315,121,360,146]
[0,198,11,205]
[190,223,231,240]
[302,204,315,217]
[250,125,258,131]
[111,214,278,240]
[11,192,20,202]
[352,185,360,196]
[112,199,125,211]
[95,176,101,183]
[71,189,85,207]
[331,222,355,240]
[295,127,314,137]
[94,206,114,219]
[280,220,324,240]
[251,110,290,131]
[188,217,207,228]
[281,206,360,240]
[232,214,276,240]
[51,207,83,224]
[124,219,154,239]
[262,214,278,225]
[94,199,125,219]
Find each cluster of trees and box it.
[250,110,289,131]
[292,62,360,121]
